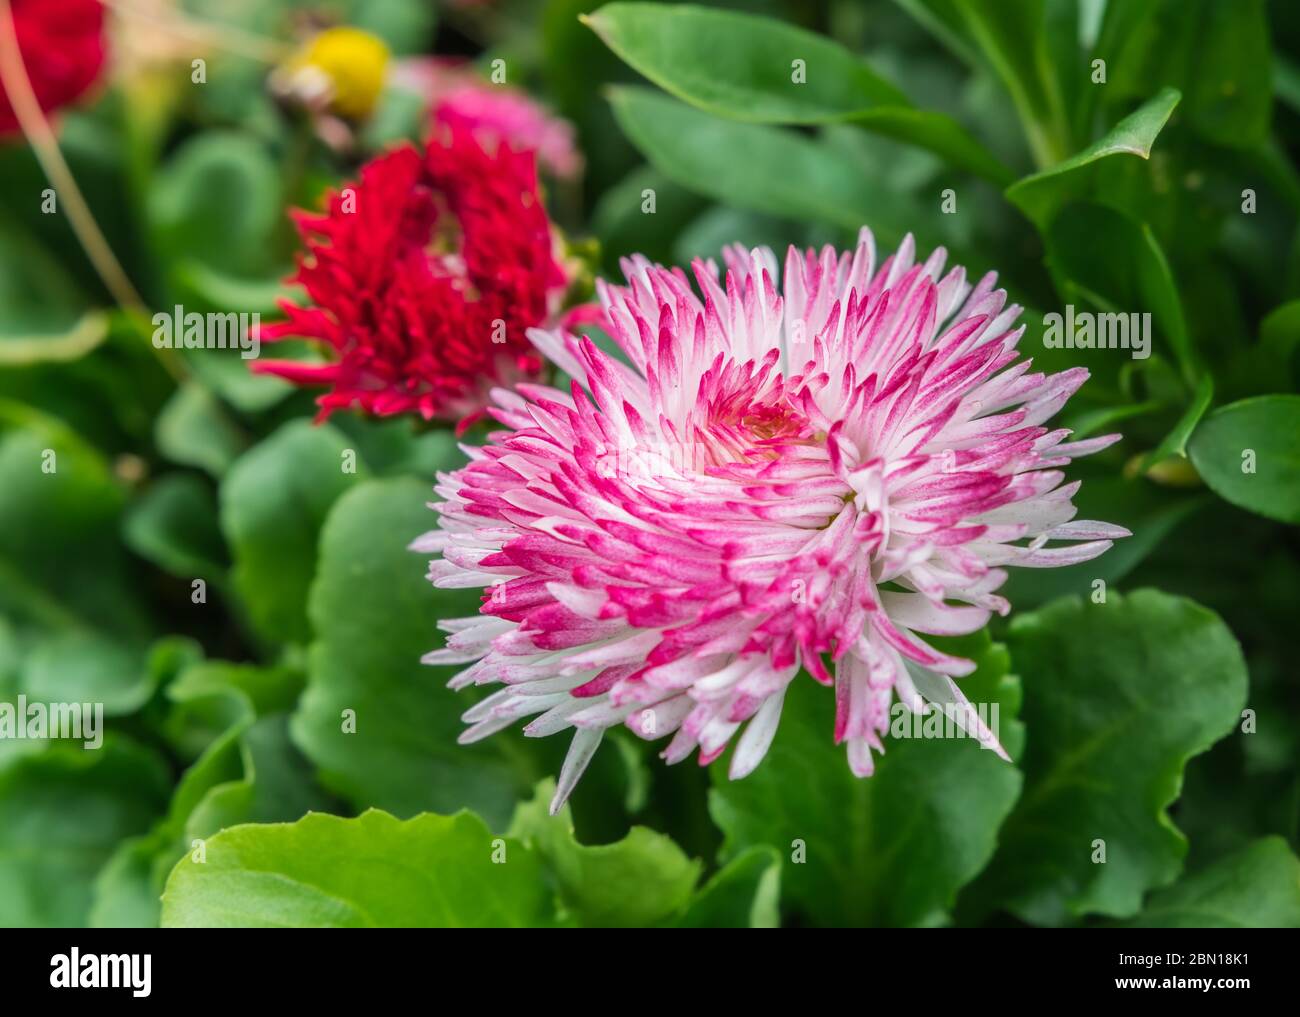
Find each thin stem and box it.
[0,0,146,313]
[0,0,189,380]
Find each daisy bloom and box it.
[254,123,569,429]
[396,58,582,179]
[0,0,106,136]
[415,230,1128,812]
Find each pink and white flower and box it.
[414,229,1128,812]
[394,58,583,179]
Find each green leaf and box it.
[161,809,552,927]
[1140,373,1214,472]
[92,661,329,928]
[155,383,245,478]
[1122,838,1300,928]
[967,590,1248,924]
[1072,0,1162,141]
[0,737,170,926]
[1006,87,1181,228]
[0,310,108,366]
[291,477,527,828]
[586,2,1011,183]
[173,260,296,318]
[149,131,283,280]
[510,780,701,926]
[170,264,303,414]
[123,473,228,580]
[709,630,1022,927]
[1107,0,1271,148]
[0,405,148,636]
[952,0,1071,167]
[675,846,782,928]
[342,0,437,55]
[328,415,462,479]
[220,420,365,645]
[0,211,104,362]
[608,87,919,242]
[1044,202,1196,382]
[20,633,152,716]
[1259,299,1300,382]
[1187,396,1300,524]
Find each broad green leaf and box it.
[20,633,151,716]
[0,737,170,926]
[608,87,919,242]
[148,131,283,280]
[709,631,1022,927]
[220,420,365,645]
[171,264,303,414]
[188,347,301,415]
[586,2,1011,183]
[1122,838,1300,928]
[155,383,245,478]
[0,404,148,636]
[675,846,781,928]
[163,660,305,759]
[184,714,328,841]
[1188,396,1300,524]
[1107,0,1271,148]
[1006,87,1181,228]
[124,473,228,580]
[967,590,1248,924]
[510,780,701,927]
[328,415,464,479]
[92,661,329,928]
[291,477,528,828]
[161,809,552,927]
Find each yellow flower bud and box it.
[282,27,390,120]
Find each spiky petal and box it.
[416,229,1127,811]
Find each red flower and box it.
[255,125,568,429]
[0,0,106,135]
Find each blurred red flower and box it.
[0,0,106,135]
[255,125,569,430]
